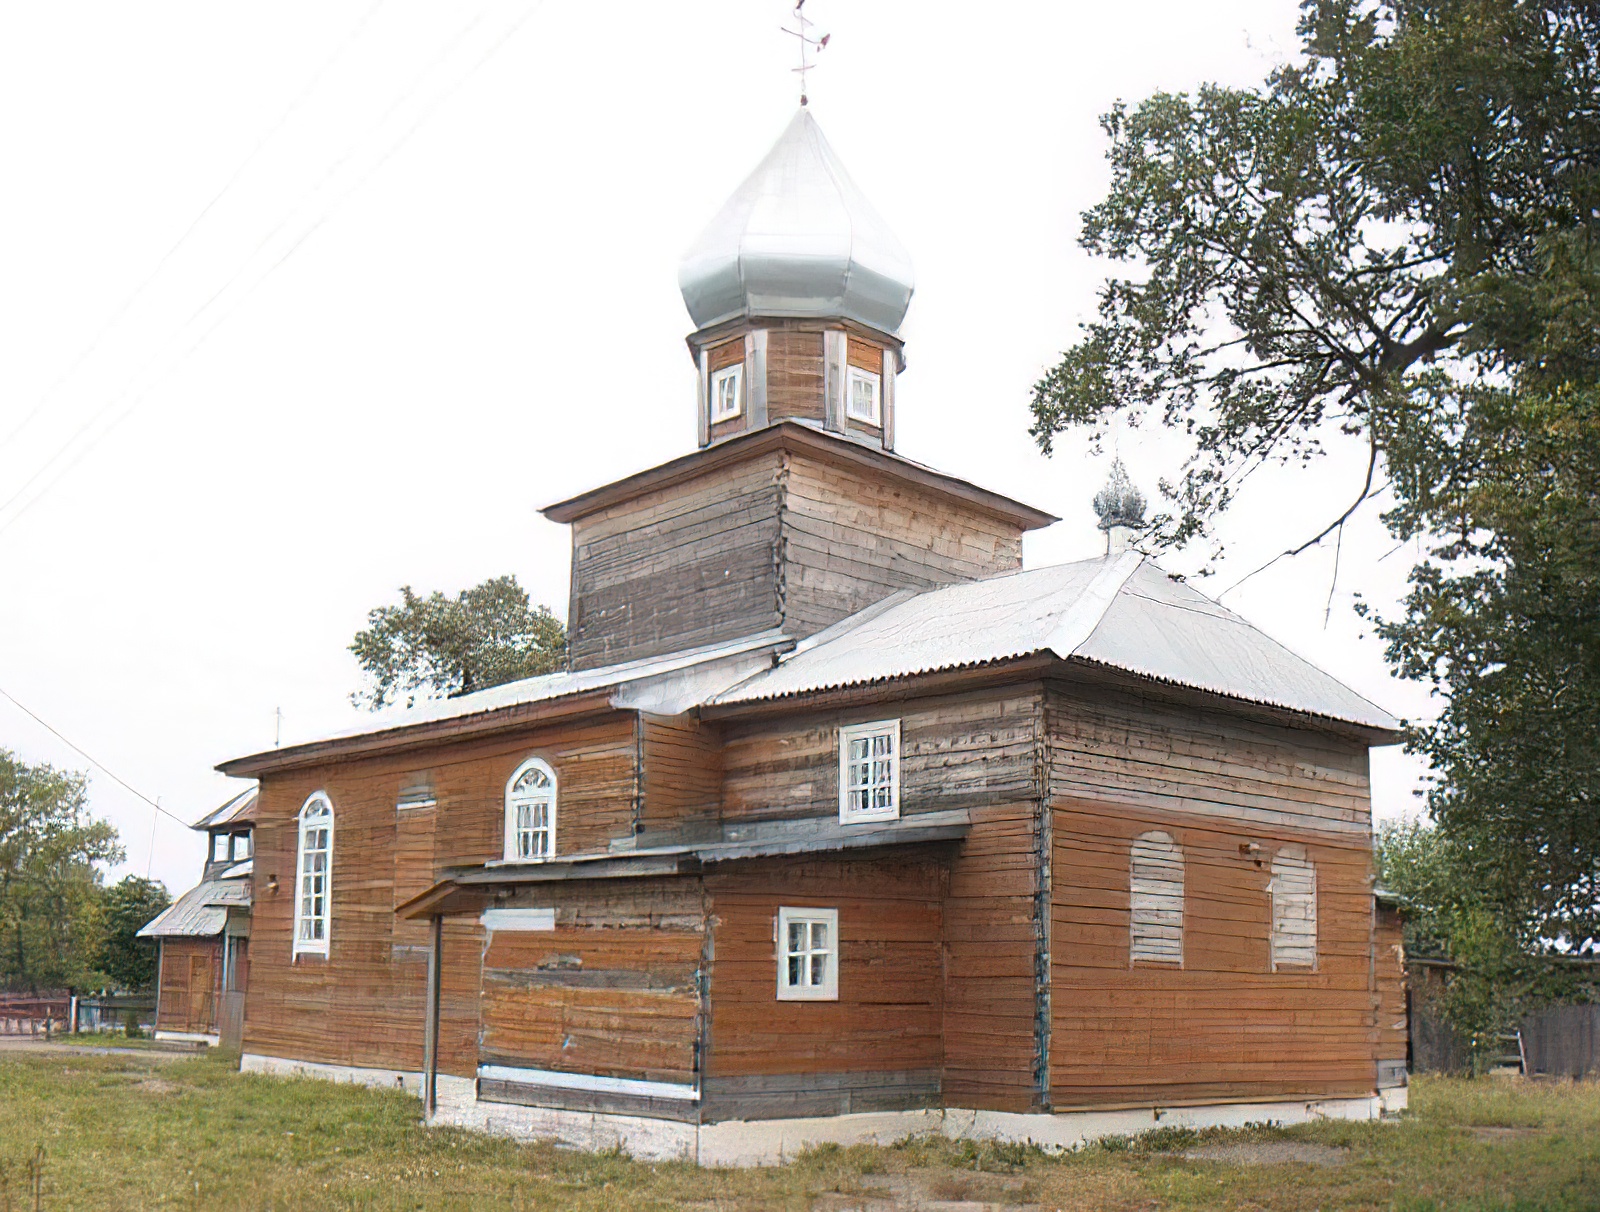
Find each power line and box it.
[0,683,189,827]
[0,0,393,456]
[0,0,543,539]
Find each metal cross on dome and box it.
[783,0,830,107]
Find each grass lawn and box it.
[0,1051,1595,1211]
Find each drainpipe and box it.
[422,915,442,1117]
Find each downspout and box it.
[422,915,442,1117]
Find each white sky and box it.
[0,0,1434,897]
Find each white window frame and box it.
[292,793,333,958]
[231,831,252,862]
[776,906,838,1001]
[838,719,901,824]
[846,365,881,425]
[212,832,229,863]
[1269,845,1318,971]
[711,363,743,422]
[504,756,558,863]
[1129,830,1184,966]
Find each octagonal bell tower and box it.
[677,109,914,451]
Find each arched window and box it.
[293,793,333,956]
[1130,830,1184,965]
[504,757,557,862]
[1270,845,1317,970]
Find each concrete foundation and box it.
[242,1052,1401,1166]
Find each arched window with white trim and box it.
[504,757,557,862]
[1130,830,1184,965]
[293,793,333,956]
[1270,844,1317,970]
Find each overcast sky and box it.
[0,0,1435,895]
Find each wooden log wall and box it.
[243,714,638,1079]
[566,451,785,670]
[718,686,1047,1113]
[1375,903,1408,1080]
[156,937,220,1034]
[639,713,722,834]
[703,854,945,1120]
[1047,681,1382,1108]
[481,880,704,1086]
[778,452,1024,639]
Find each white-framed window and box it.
[504,756,557,862]
[846,365,881,425]
[231,831,252,862]
[1269,845,1317,970]
[212,832,229,862]
[776,906,838,1001]
[838,719,901,823]
[1130,830,1184,966]
[293,793,333,957]
[711,363,743,422]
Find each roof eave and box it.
[217,689,620,778]
[540,421,1058,531]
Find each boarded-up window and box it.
[1130,831,1184,965]
[1270,845,1317,970]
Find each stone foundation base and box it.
[242,1054,1398,1167]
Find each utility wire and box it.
[0,0,393,455]
[0,0,542,538]
[0,683,188,827]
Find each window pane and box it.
[810,953,826,985]
[810,922,828,951]
[787,955,801,986]
[788,921,805,953]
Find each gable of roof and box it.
[708,553,1401,735]
[193,786,258,832]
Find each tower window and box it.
[711,364,743,421]
[847,366,881,425]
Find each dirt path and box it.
[0,1037,200,1061]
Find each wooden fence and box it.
[0,992,70,1035]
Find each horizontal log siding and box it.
[765,329,827,425]
[1376,904,1408,1068]
[718,687,1047,1113]
[157,938,220,1034]
[479,879,703,1086]
[567,453,785,670]
[243,715,637,1079]
[705,856,944,1085]
[779,452,1024,639]
[640,713,722,833]
[1048,682,1380,1108]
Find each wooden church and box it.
[217,109,1410,1164]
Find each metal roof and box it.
[221,630,792,773]
[137,877,252,939]
[678,109,915,335]
[192,786,257,832]
[711,553,1400,733]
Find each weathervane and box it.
[783,0,829,107]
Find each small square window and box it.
[231,832,252,861]
[711,364,743,422]
[776,906,838,1001]
[212,833,229,862]
[838,719,901,824]
[846,366,881,425]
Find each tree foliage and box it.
[350,575,568,710]
[0,750,123,989]
[1032,0,1600,953]
[97,875,170,992]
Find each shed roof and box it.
[711,553,1400,734]
[137,877,252,939]
[192,786,257,832]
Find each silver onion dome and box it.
[678,109,915,335]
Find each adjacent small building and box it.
[138,787,255,1046]
[211,108,1408,1164]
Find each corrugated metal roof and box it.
[711,553,1400,732]
[137,877,252,939]
[192,786,257,832]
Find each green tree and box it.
[1031,0,1600,952]
[0,750,123,989]
[350,575,567,710]
[97,875,170,992]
